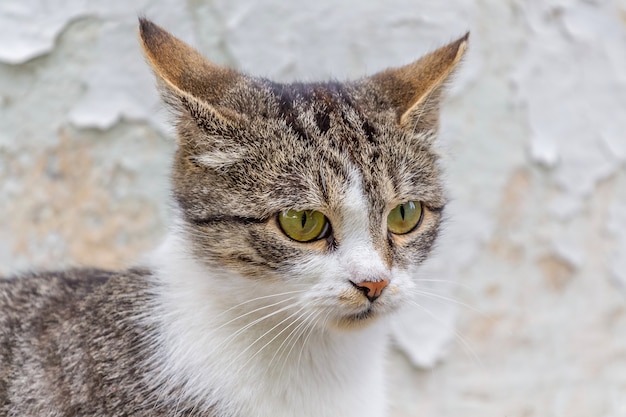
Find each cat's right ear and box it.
[138,18,241,124]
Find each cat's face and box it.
[140,19,467,330]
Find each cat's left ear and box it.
[370,33,468,131]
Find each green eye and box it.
[278,209,329,242]
[387,201,423,235]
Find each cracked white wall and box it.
[1,1,625,416]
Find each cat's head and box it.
[140,19,467,330]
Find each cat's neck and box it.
[145,230,390,417]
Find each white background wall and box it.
[1,1,626,416]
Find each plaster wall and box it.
[1,1,625,415]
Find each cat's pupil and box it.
[399,204,405,220]
[301,211,307,228]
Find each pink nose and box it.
[351,279,389,302]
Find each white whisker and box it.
[210,296,301,335]
[208,301,301,356]
[410,288,490,317]
[212,289,308,320]
[295,308,331,380]
[406,299,483,368]
[277,309,323,382]
[235,305,309,370]
[268,308,317,370]
[414,278,475,290]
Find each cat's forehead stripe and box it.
[264,80,376,146]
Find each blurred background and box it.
[1,0,625,416]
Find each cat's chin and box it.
[329,307,388,331]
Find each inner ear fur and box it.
[371,33,469,130]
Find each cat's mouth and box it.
[350,307,375,320]
[328,306,385,330]
[333,296,403,329]
[337,307,378,327]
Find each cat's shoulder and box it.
[0,268,182,416]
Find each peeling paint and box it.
[514,1,626,200]
[538,254,576,290]
[0,127,170,273]
[608,191,626,291]
[529,136,559,168]
[0,2,80,64]
[2,0,626,416]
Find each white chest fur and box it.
[146,233,390,417]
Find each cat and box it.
[0,18,467,417]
